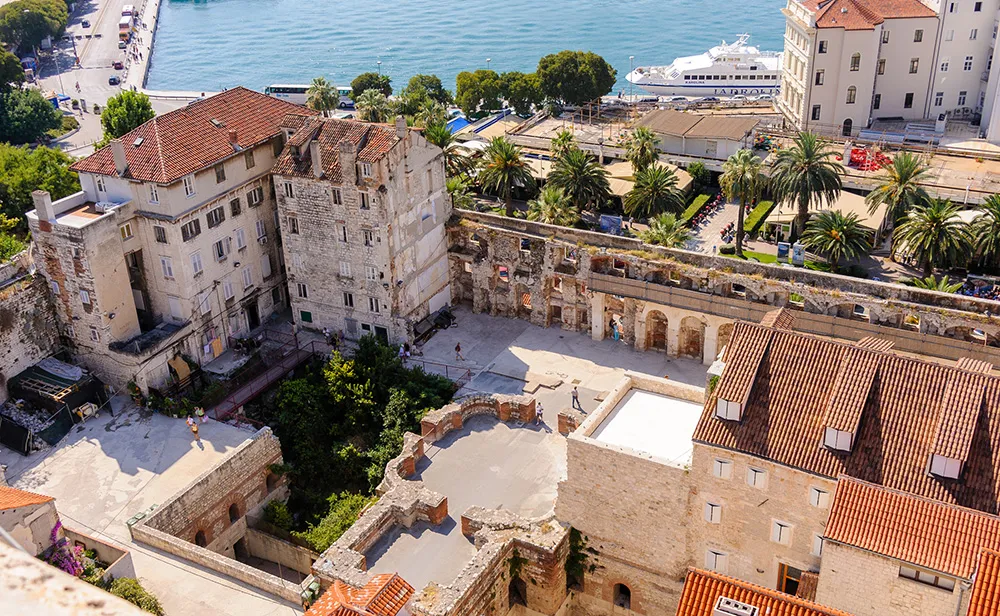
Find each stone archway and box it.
[679,316,706,361]
[514,283,532,320]
[646,310,668,352]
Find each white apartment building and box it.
[27,88,312,390]
[778,0,1000,138]
[273,115,451,344]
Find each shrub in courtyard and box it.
[108,578,164,615]
[719,244,736,255]
[263,500,294,531]
[292,492,376,552]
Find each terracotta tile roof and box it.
[676,568,851,616]
[804,0,936,30]
[272,116,400,182]
[856,336,894,352]
[70,87,311,184]
[932,370,987,462]
[0,485,54,511]
[305,574,413,616]
[694,320,1000,513]
[968,549,1000,616]
[825,477,1000,578]
[960,358,995,374]
[760,308,795,330]
[796,572,819,602]
[822,345,880,433]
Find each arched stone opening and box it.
[195,531,207,547]
[613,583,632,609]
[228,503,240,524]
[646,310,668,352]
[515,283,532,320]
[679,317,706,361]
[509,577,527,608]
[266,472,279,494]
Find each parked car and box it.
[730,95,748,102]
[108,75,120,85]
[756,94,773,101]
[118,40,127,49]
[699,96,720,103]
[668,96,688,102]
[113,61,124,70]
[81,19,90,27]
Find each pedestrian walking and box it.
[455,342,465,361]
[322,327,331,345]
[536,402,544,425]
[195,406,206,423]
[186,416,200,441]
[572,386,583,411]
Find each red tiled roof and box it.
[694,320,1000,513]
[0,485,54,511]
[70,87,311,184]
[968,549,1000,616]
[676,568,851,616]
[825,477,1000,578]
[804,0,936,30]
[760,308,795,330]
[271,116,400,182]
[306,574,414,616]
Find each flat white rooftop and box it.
[591,389,702,465]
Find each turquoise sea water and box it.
[145,0,786,94]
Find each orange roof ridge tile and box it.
[761,308,795,330]
[959,358,995,375]
[0,484,55,511]
[677,568,852,616]
[968,549,1000,616]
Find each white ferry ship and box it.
[626,34,782,98]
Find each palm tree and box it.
[769,132,844,239]
[641,213,691,248]
[424,122,471,178]
[446,176,475,210]
[306,77,338,116]
[800,210,871,267]
[865,151,931,234]
[893,198,973,276]
[624,126,660,174]
[719,149,767,257]
[623,165,685,219]
[355,89,390,123]
[478,136,535,217]
[972,194,1000,268]
[417,101,448,128]
[904,275,963,293]
[526,186,579,226]
[550,129,576,160]
[547,147,610,212]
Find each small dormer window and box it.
[824,427,853,452]
[715,398,742,421]
[359,162,373,178]
[930,454,962,479]
[289,144,301,159]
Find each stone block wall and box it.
[0,250,59,402]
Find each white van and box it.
[121,4,134,15]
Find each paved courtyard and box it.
[0,399,301,616]
[365,415,565,592]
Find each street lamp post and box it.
[629,56,634,102]
[377,60,382,76]
[486,58,491,71]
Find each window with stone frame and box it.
[154,225,167,244]
[181,219,202,242]
[235,227,247,250]
[332,188,343,205]
[368,297,380,313]
[191,251,203,275]
[206,206,226,229]
[230,197,242,217]
[363,229,374,246]
[213,237,231,262]
[214,163,227,184]
[287,215,300,234]
[245,149,255,170]
[248,186,264,207]
[183,174,196,197]
[297,283,308,299]
[343,291,354,308]
[360,192,371,209]
[242,265,253,289]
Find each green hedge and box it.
[680,193,713,225]
[744,200,776,235]
[108,578,164,615]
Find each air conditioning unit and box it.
[714,597,759,616]
[258,236,268,244]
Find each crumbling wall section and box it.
[0,249,60,402]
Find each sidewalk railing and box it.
[404,357,473,388]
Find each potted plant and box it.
[126,381,145,407]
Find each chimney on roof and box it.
[31,190,55,223]
[310,140,323,179]
[228,129,238,149]
[111,139,128,176]
[339,139,357,184]
[395,115,407,139]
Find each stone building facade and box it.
[27,88,311,391]
[0,249,60,402]
[273,115,451,343]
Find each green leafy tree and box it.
[547,147,610,212]
[0,49,25,91]
[478,136,534,217]
[424,122,471,177]
[971,194,1000,268]
[769,132,844,239]
[719,148,767,257]
[537,50,617,106]
[350,72,392,99]
[355,89,390,123]
[550,129,576,160]
[446,176,475,210]
[0,144,78,223]
[893,198,972,276]
[403,74,452,104]
[686,161,710,192]
[526,186,579,226]
[624,164,685,219]
[641,213,691,247]
[416,100,448,128]
[100,90,155,141]
[624,126,660,174]
[0,0,68,48]
[292,492,377,552]
[390,90,427,118]
[306,76,339,116]
[455,69,502,117]
[800,210,871,267]
[500,71,542,116]
[0,87,62,144]
[904,275,963,293]
[865,151,930,231]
